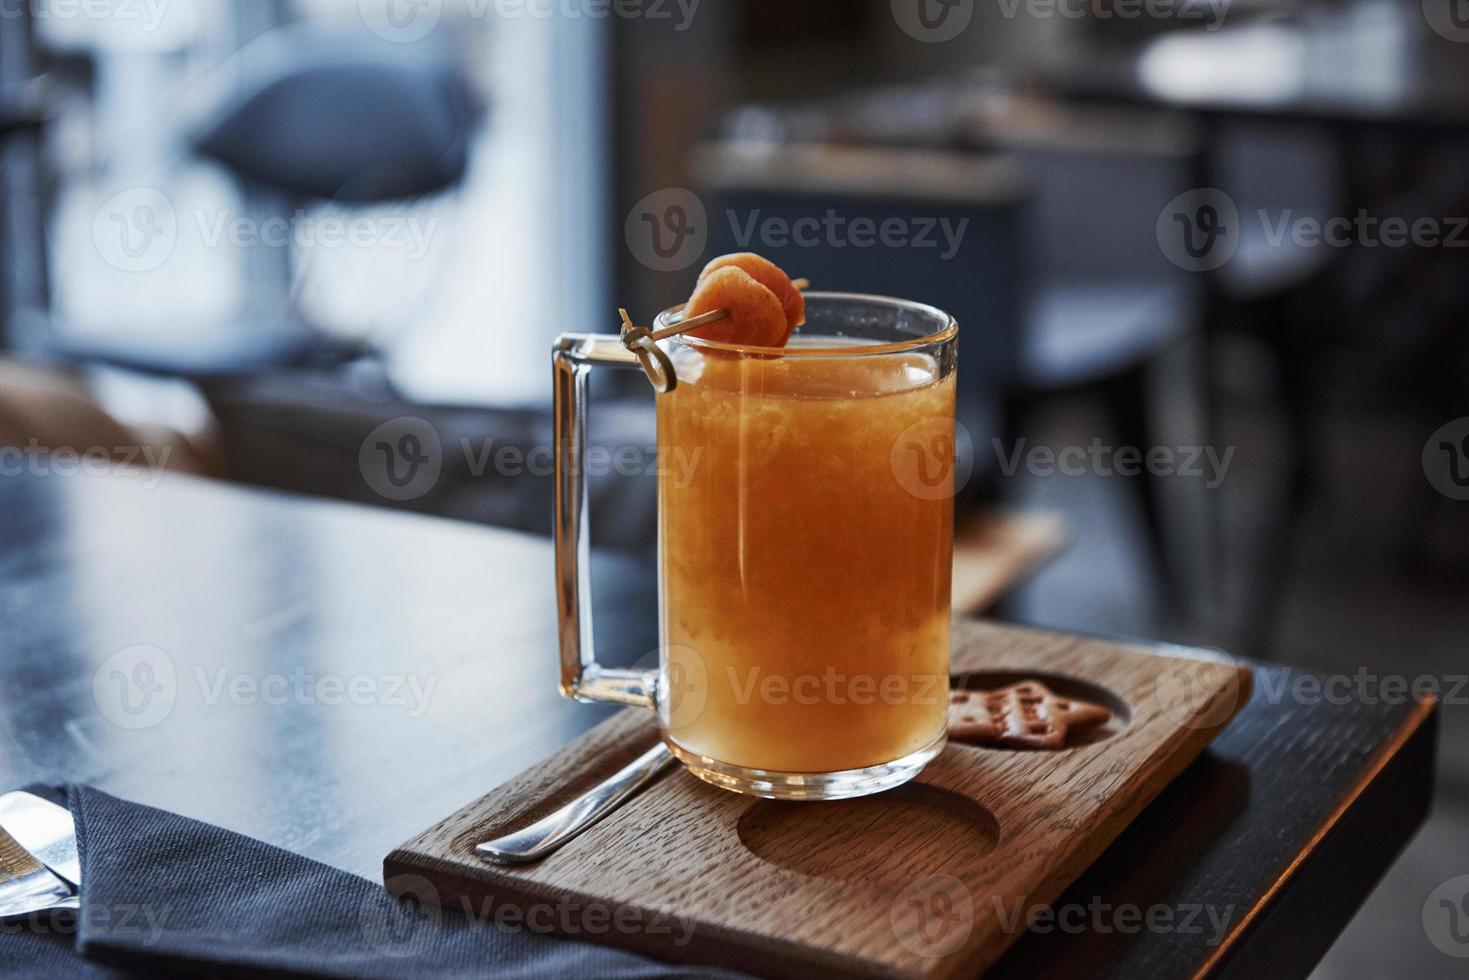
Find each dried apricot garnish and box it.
[698,252,805,333]
[684,265,791,348]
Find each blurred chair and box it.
[172,31,650,550]
[1202,121,1343,651]
[42,26,480,381]
[1206,121,1341,505]
[979,112,1207,603]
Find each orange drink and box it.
[649,294,957,798]
[658,344,954,776]
[553,291,957,800]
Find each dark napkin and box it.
[0,785,725,979]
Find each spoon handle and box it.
[476,742,676,865]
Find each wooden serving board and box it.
[385,620,1251,978]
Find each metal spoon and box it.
[476,742,675,865]
[0,828,77,920]
[0,792,81,889]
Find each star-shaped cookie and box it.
[947,680,1111,749]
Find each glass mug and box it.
[553,293,957,800]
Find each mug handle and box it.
[552,333,658,709]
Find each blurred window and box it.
[40,0,609,406]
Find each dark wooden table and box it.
[0,471,1437,977]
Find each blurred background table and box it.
[1040,1,1469,131]
[0,471,1436,977]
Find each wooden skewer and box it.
[648,308,724,341]
[644,278,810,342]
[619,278,811,393]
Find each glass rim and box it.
[656,290,958,358]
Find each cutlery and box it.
[0,828,76,920]
[476,742,675,865]
[0,792,81,888]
